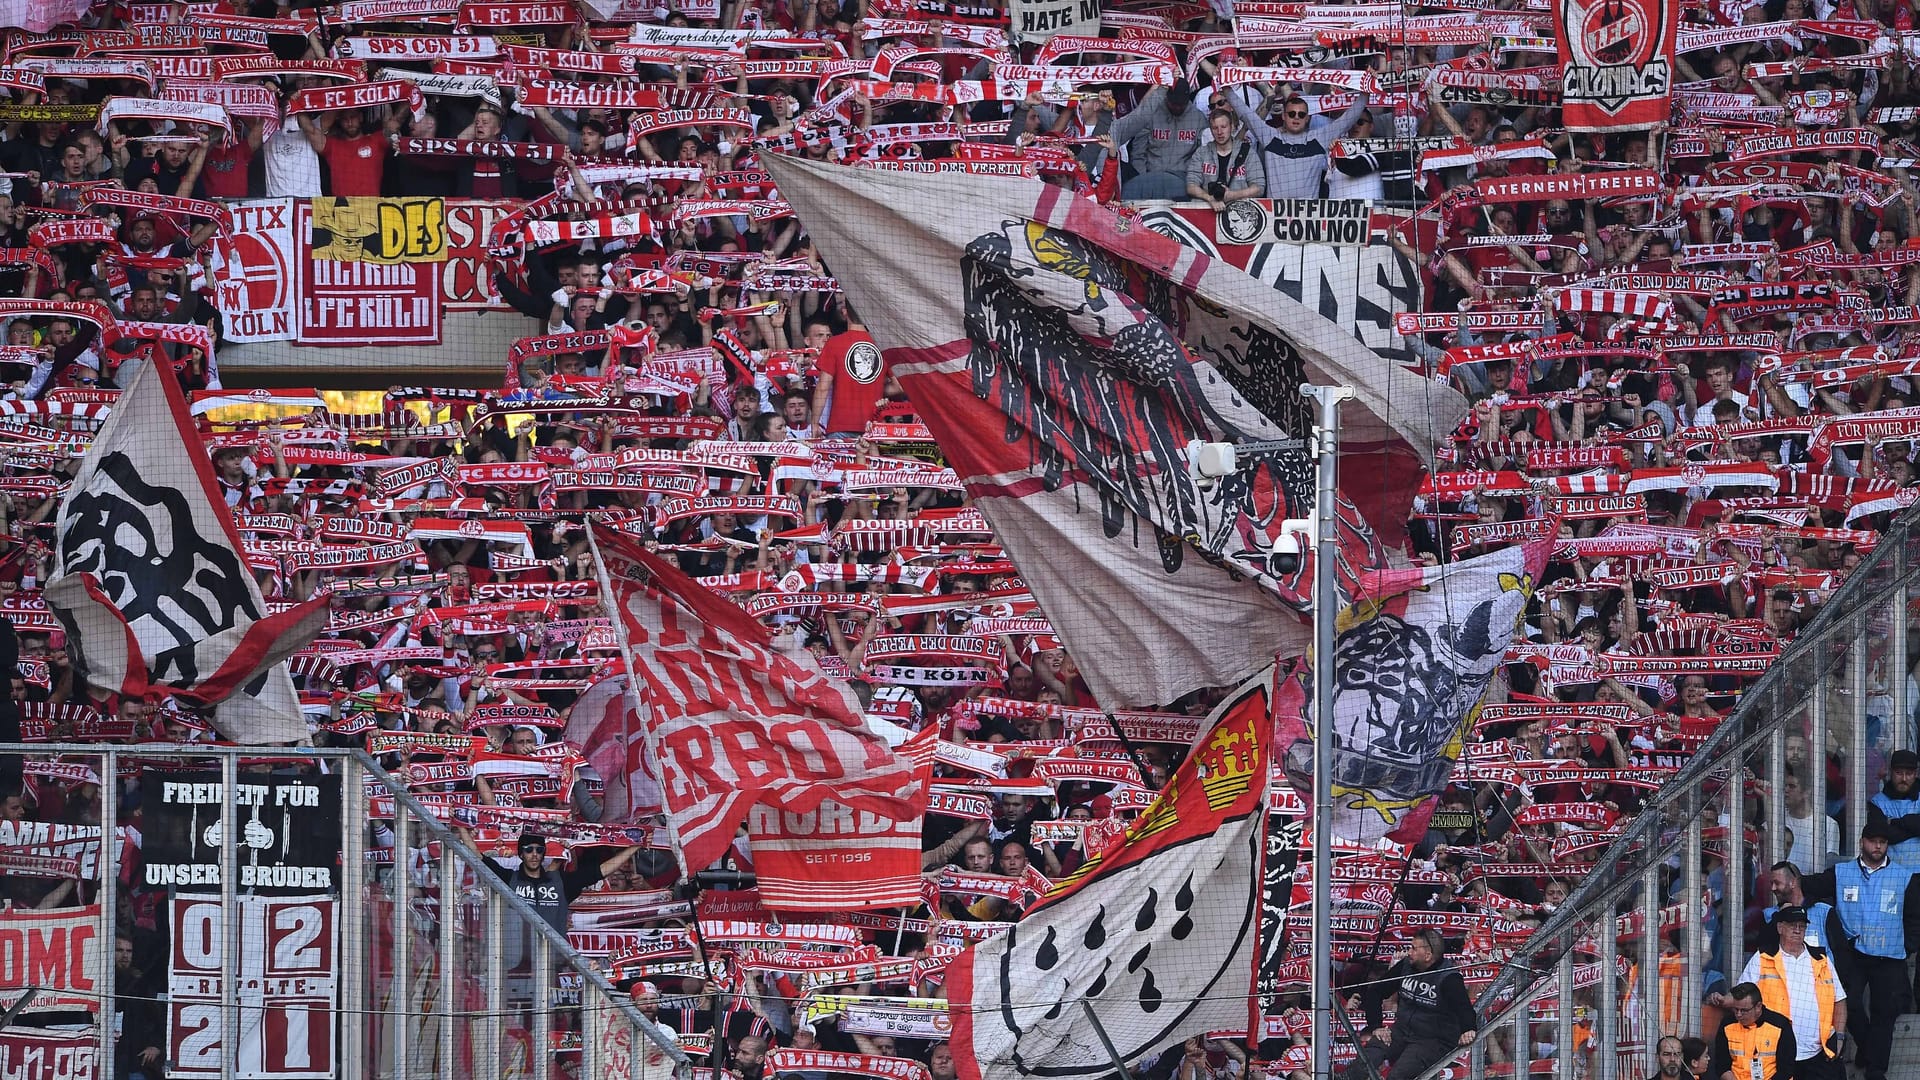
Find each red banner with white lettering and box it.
[295,202,441,345]
[1556,0,1676,131]
[587,523,920,886]
[0,904,101,1013]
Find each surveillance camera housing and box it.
[1268,519,1313,577]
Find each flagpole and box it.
[1301,383,1354,1080]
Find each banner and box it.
[589,523,919,878]
[140,771,343,893]
[1216,198,1372,247]
[0,1028,95,1080]
[1556,0,1675,131]
[1307,540,1548,842]
[1009,0,1099,43]
[168,896,338,1080]
[440,199,518,308]
[762,156,1457,711]
[212,200,298,343]
[46,361,326,743]
[0,905,101,1013]
[309,197,448,264]
[296,202,442,345]
[948,668,1276,1080]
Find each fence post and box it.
[342,755,366,1080]
[96,749,117,1078]
[220,753,239,1080]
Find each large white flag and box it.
[947,668,1278,1080]
[763,154,1462,710]
[47,360,326,743]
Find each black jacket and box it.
[1363,958,1477,1045]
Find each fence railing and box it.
[0,743,684,1080]
[1413,504,1920,1080]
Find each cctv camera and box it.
[1269,518,1313,576]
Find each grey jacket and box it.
[1109,86,1207,177]
[1230,91,1371,199]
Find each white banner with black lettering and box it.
[1011,0,1099,44]
[141,771,343,893]
[1216,198,1373,247]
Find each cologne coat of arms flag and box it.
[46,359,327,744]
[946,666,1280,1080]
[762,154,1465,711]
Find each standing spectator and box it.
[1359,929,1478,1079]
[1737,906,1848,1080]
[454,826,641,935]
[1646,1035,1693,1080]
[264,111,324,198]
[1228,88,1370,199]
[315,109,390,197]
[1806,822,1920,1080]
[1185,111,1265,212]
[1109,83,1206,200]
[1865,749,1920,868]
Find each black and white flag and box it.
[47,360,328,744]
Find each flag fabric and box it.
[1280,540,1550,844]
[946,666,1277,1080]
[1556,0,1677,132]
[46,360,327,744]
[561,673,664,823]
[0,0,91,32]
[745,724,933,910]
[587,522,920,885]
[762,154,1463,710]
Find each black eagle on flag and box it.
[48,360,328,744]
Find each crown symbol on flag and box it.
[1194,720,1258,811]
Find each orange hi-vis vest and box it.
[1724,1016,1789,1080]
[1754,949,1837,1052]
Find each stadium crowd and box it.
[5,1,1920,1080]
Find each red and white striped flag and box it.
[1626,462,1779,494]
[1553,289,1672,320]
[587,523,920,884]
[1539,472,1627,496]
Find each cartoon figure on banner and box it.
[1284,566,1539,831]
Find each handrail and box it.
[350,748,690,1072]
[1412,501,1920,1080]
[0,741,687,1078]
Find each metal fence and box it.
[0,743,683,1080]
[1413,504,1920,1080]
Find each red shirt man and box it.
[319,111,386,196]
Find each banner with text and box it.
[140,771,343,894]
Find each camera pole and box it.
[1302,383,1353,1080]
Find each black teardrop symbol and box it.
[1036,926,1060,971]
[1084,905,1107,950]
[1135,888,1158,931]
[1175,876,1195,911]
[1127,944,1152,973]
[1087,959,1111,997]
[1140,969,1163,1013]
[1172,912,1194,940]
[1044,999,1065,1021]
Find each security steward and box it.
[1737,906,1849,1080]
[1804,820,1920,1080]
[1709,982,1795,1080]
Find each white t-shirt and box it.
[1691,391,1751,426]
[264,117,322,198]
[1737,947,1845,1059]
